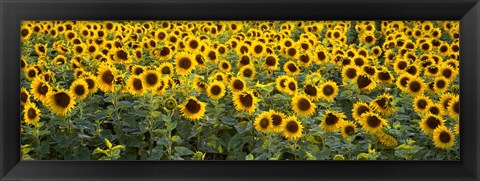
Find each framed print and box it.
[1,0,480,180]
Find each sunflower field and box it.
[20,21,460,160]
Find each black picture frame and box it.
[1,0,479,180]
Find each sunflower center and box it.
[243,69,253,78]
[288,82,296,91]
[101,70,114,85]
[27,108,37,119]
[439,132,451,143]
[365,36,373,43]
[426,116,440,129]
[354,58,364,66]
[436,80,446,89]
[453,102,459,113]
[271,114,282,126]
[357,75,372,89]
[344,126,354,135]
[325,113,339,125]
[84,79,95,89]
[179,57,192,69]
[240,94,253,107]
[279,79,287,88]
[376,98,388,109]
[304,84,317,96]
[260,118,269,129]
[398,61,407,70]
[417,99,428,109]
[38,84,49,95]
[322,85,334,96]
[409,81,421,92]
[208,51,216,60]
[210,85,221,95]
[317,51,326,61]
[133,79,143,90]
[28,70,36,77]
[38,46,45,53]
[357,106,369,116]
[186,99,201,114]
[21,29,29,37]
[428,67,439,74]
[407,66,417,75]
[299,55,309,63]
[189,40,198,49]
[240,56,250,65]
[297,98,311,111]
[429,107,440,115]
[146,73,158,85]
[74,85,86,96]
[265,56,276,66]
[233,80,244,90]
[346,68,357,79]
[286,121,299,133]
[442,69,452,78]
[287,48,297,57]
[287,64,297,72]
[367,116,381,128]
[254,45,263,54]
[399,77,409,87]
[21,92,28,103]
[363,66,376,75]
[54,92,71,108]
[134,68,144,75]
[160,47,170,56]
[378,72,391,81]
[222,62,229,69]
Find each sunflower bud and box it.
[165,98,177,110]
[356,153,369,160]
[192,151,205,160]
[333,154,345,160]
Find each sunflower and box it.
[82,73,99,94]
[362,65,377,76]
[319,80,338,101]
[25,66,38,81]
[20,26,32,40]
[34,44,47,57]
[352,102,371,121]
[283,61,300,76]
[127,75,145,96]
[439,64,458,81]
[204,47,218,63]
[413,95,433,114]
[20,87,30,105]
[291,94,316,117]
[238,64,256,79]
[53,55,67,65]
[419,114,446,135]
[238,54,252,68]
[175,52,196,76]
[370,93,395,116]
[321,111,346,132]
[359,112,388,134]
[448,95,459,119]
[179,97,206,121]
[158,62,174,76]
[341,65,360,81]
[314,48,330,63]
[269,110,286,132]
[355,74,376,92]
[426,103,444,116]
[154,77,167,96]
[297,53,313,67]
[282,116,303,140]
[254,111,273,134]
[46,89,76,116]
[229,77,246,93]
[207,81,226,99]
[30,78,51,103]
[142,69,161,91]
[23,102,41,125]
[440,93,456,112]
[432,126,455,149]
[375,69,394,83]
[96,63,117,93]
[263,54,279,71]
[395,73,411,91]
[275,75,290,92]
[69,79,89,100]
[157,46,173,61]
[219,60,232,72]
[393,59,409,73]
[185,37,201,52]
[250,41,266,58]
[284,47,299,59]
[233,91,257,113]
[375,131,398,147]
[303,83,320,101]
[340,121,357,138]
[284,78,298,95]
[406,76,425,97]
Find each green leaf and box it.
[174,146,194,156]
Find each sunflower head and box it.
[375,131,398,147]
[420,114,445,135]
[355,74,376,92]
[229,77,246,93]
[432,126,455,149]
[275,75,290,92]
[319,80,338,101]
[23,102,41,125]
[292,94,316,117]
[321,111,347,132]
[370,93,395,116]
[303,83,320,101]
[179,97,206,121]
[413,95,433,114]
[254,111,273,134]
[406,76,425,97]
[175,52,196,76]
[282,116,303,140]
[233,90,257,113]
[70,79,89,100]
[127,75,145,96]
[448,95,460,119]
[207,81,226,100]
[20,87,30,105]
[342,65,360,81]
[359,112,388,134]
[219,60,232,72]
[142,69,161,91]
[263,54,279,71]
[269,110,287,133]
[284,77,298,95]
[46,89,76,116]
[30,78,51,103]
[238,64,256,79]
[97,63,117,93]
[283,61,300,76]
[340,121,357,138]
[352,102,371,121]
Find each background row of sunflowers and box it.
[20,20,460,160]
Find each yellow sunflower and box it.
[393,59,409,73]
[96,63,117,93]
[340,121,357,138]
[359,112,388,134]
[20,87,30,105]
[238,64,256,79]
[175,52,196,76]
[406,76,425,97]
[254,111,273,134]
[30,78,51,103]
[395,73,411,91]
[321,111,346,132]
[413,95,433,114]
[269,110,287,133]
[250,41,266,58]
[25,66,38,81]
[46,89,76,116]
[82,73,99,95]
[433,77,450,93]
[283,61,300,76]
[303,83,320,101]
[282,116,303,140]
[432,126,455,149]
[131,65,145,76]
[284,77,298,95]
[375,131,398,147]
[142,69,161,91]
[355,74,376,92]
[448,95,459,119]
[342,65,360,81]
[34,44,47,57]
[419,114,446,135]
[207,81,226,100]
[219,60,232,72]
[23,102,41,125]
[233,90,257,113]
[291,94,316,117]
[319,80,338,101]
[370,93,395,116]
[375,69,394,84]
[352,102,371,121]
[275,75,290,92]
[263,54,279,71]
[440,93,456,112]
[127,75,145,96]
[158,62,174,76]
[69,79,89,100]
[229,77,246,93]
[179,97,206,121]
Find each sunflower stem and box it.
[293,140,298,160]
